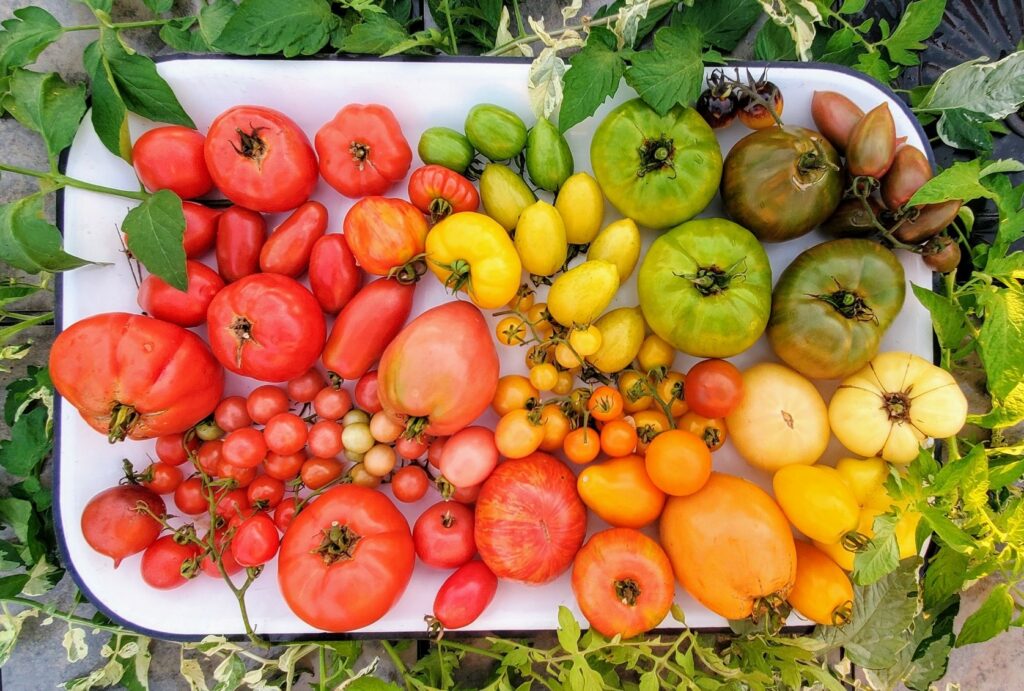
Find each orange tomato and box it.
[552,369,575,396]
[644,430,711,496]
[587,385,624,422]
[600,419,638,457]
[634,409,670,455]
[539,404,571,452]
[525,343,554,369]
[577,455,665,528]
[676,411,727,452]
[526,303,553,339]
[492,374,538,416]
[554,342,583,369]
[655,371,687,417]
[508,284,535,311]
[788,541,854,626]
[495,316,527,345]
[529,363,559,391]
[563,427,601,464]
[619,371,653,413]
[495,408,545,459]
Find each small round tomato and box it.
[133,126,213,199]
[215,206,266,283]
[195,439,223,475]
[552,370,575,396]
[413,501,476,569]
[363,444,397,477]
[155,432,199,467]
[619,372,653,413]
[495,408,545,459]
[214,396,252,433]
[409,165,480,222]
[214,487,250,522]
[637,334,675,374]
[395,435,429,459]
[554,342,583,369]
[301,456,345,490]
[528,363,559,392]
[264,451,306,481]
[370,410,405,444]
[273,497,297,533]
[194,419,224,442]
[587,386,624,422]
[644,430,711,496]
[654,371,687,418]
[181,202,221,259]
[174,477,208,516]
[309,420,345,458]
[247,475,285,509]
[263,413,308,456]
[141,535,201,590]
[676,411,727,452]
[246,386,290,425]
[685,359,743,418]
[634,409,671,455]
[392,465,430,503]
[563,427,601,465]
[314,386,353,421]
[538,404,571,453]
[600,419,638,457]
[350,463,380,488]
[354,371,383,414]
[495,316,528,346]
[231,512,280,567]
[81,485,166,567]
[428,437,447,469]
[441,426,498,488]
[568,325,602,357]
[287,369,326,403]
[221,428,267,469]
[139,462,184,495]
[737,79,784,130]
[215,459,257,488]
[432,561,498,630]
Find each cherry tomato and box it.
[215,206,266,283]
[738,79,784,130]
[354,371,383,413]
[81,485,165,567]
[309,234,362,314]
[140,535,201,589]
[195,439,223,475]
[538,404,571,453]
[246,386,290,425]
[260,201,329,277]
[316,104,412,198]
[554,342,583,369]
[408,165,480,222]
[181,202,221,258]
[221,427,267,469]
[140,462,184,495]
[492,376,538,419]
[199,527,242,578]
[619,371,653,414]
[314,386,353,421]
[552,369,575,396]
[655,371,687,418]
[563,427,601,465]
[395,435,429,459]
[495,316,528,346]
[194,419,224,442]
[263,413,308,456]
[568,325,602,357]
[231,512,280,567]
[428,436,447,469]
[413,501,476,569]
[644,430,712,496]
[370,410,405,444]
[273,497,297,533]
[637,334,675,374]
[600,419,638,457]
[363,444,398,477]
[212,487,248,523]
[441,426,498,488]
[634,409,671,455]
[307,420,344,458]
[341,422,374,455]
[285,370,325,404]
[133,126,213,199]
[350,463,381,488]
[174,477,208,516]
[155,432,199,467]
[588,385,624,422]
[138,259,223,328]
[432,561,498,630]
[247,475,285,509]
[677,411,728,452]
[495,408,545,459]
[685,359,743,418]
[215,460,257,488]
[528,363,558,392]
[449,482,481,505]
[392,465,430,503]
[301,456,345,490]
[264,451,306,481]
[214,396,252,433]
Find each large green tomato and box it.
[768,239,905,380]
[638,219,771,357]
[590,99,722,230]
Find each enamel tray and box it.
[55,57,935,639]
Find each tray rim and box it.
[52,54,938,643]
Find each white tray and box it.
[55,57,935,639]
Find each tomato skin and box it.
[308,234,362,314]
[140,462,184,495]
[433,561,498,630]
[246,385,290,425]
[391,465,430,503]
[344,197,428,276]
[287,369,326,404]
[578,455,665,528]
[316,103,412,198]
[259,201,329,277]
[685,359,743,419]
[587,386,624,422]
[563,427,601,465]
[424,212,522,309]
[50,313,224,441]
[788,541,854,626]
[494,409,545,459]
[215,207,267,283]
[600,419,638,457]
[141,535,201,589]
[231,512,280,567]
[408,165,480,222]
[205,105,318,213]
[440,426,498,488]
[645,430,712,497]
[676,411,727,452]
[810,91,863,153]
[207,274,326,382]
[273,497,297,533]
[264,451,306,481]
[428,437,447,469]
[413,501,476,569]
[216,459,257,488]
[475,452,587,584]
[773,465,860,544]
[156,432,199,466]
[81,485,165,567]
[572,528,675,638]
[174,477,208,515]
[307,420,344,459]
[278,485,415,631]
[247,475,285,509]
[322,279,415,381]
[138,260,224,328]
[846,103,896,178]
[221,427,267,469]
[133,126,213,199]
[395,435,428,459]
[200,527,243,578]
[300,456,344,490]
[881,145,932,210]
[181,202,221,258]
[263,413,308,455]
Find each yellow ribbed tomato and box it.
[426,212,522,309]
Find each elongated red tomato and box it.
[51,313,224,441]
[137,260,224,327]
[308,234,362,314]
[259,201,328,277]
[216,207,266,283]
[207,274,326,382]
[343,197,428,276]
[181,202,221,258]
[315,103,412,198]
[408,165,479,222]
[278,485,415,631]
[321,278,414,380]
[432,561,498,630]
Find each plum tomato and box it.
[133,126,213,199]
[181,202,221,258]
[432,561,498,630]
[215,206,266,284]
[308,234,361,314]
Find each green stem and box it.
[0,312,53,344]
[317,644,327,691]
[511,0,525,37]
[380,641,414,691]
[439,639,504,660]
[819,6,878,53]
[444,7,458,55]
[63,19,172,32]
[0,164,149,202]
[1,596,129,635]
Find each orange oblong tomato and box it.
[578,455,665,528]
[408,165,479,223]
[788,541,854,626]
[344,197,428,277]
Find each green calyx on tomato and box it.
[313,522,362,564]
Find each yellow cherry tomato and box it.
[529,362,559,391]
[578,455,666,528]
[525,343,553,369]
[555,172,604,245]
[555,342,583,369]
[495,316,527,346]
[655,371,688,418]
[495,408,544,459]
[637,334,675,373]
[773,465,861,544]
[619,371,653,413]
[492,374,538,416]
[552,369,576,396]
[526,302,554,339]
[569,325,603,357]
[426,211,521,309]
[788,541,854,626]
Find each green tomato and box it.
[480,163,536,231]
[767,239,905,380]
[526,118,574,192]
[418,127,475,173]
[465,104,528,161]
[590,99,722,230]
[638,218,771,357]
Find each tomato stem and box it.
[831,601,854,627]
[349,141,371,169]
[882,391,911,422]
[314,522,363,564]
[231,126,268,163]
[813,286,878,323]
[615,578,642,607]
[636,136,676,178]
[676,258,747,297]
[107,402,140,443]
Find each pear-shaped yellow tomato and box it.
[725,363,830,472]
[773,465,860,544]
[586,307,645,373]
[829,351,968,464]
[835,457,888,506]
[588,219,641,282]
[514,200,567,277]
[578,455,666,528]
[555,173,605,244]
[426,212,522,309]
[788,541,854,626]
[480,163,536,231]
[547,260,619,327]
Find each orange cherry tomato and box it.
[563,427,601,465]
[655,371,688,418]
[587,385,624,422]
[600,419,638,457]
[492,374,538,416]
[676,411,728,452]
[494,408,545,459]
[300,456,345,490]
[539,404,571,453]
[633,409,670,455]
[619,371,652,413]
[577,455,665,528]
[644,430,712,496]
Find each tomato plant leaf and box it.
[593,0,672,48]
[755,0,821,61]
[337,14,410,54]
[852,512,900,585]
[556,606,581,654]
[923,547,969,609]
[816,27,862,66]
[838,0,868,12]
[83,38,131,161]
[624,23,703,117]
[955,582,1014,646]
[911,284,969,353]
[215,0,338,57]
[159,0,235,52]
[936,109,994,153]
[854,51,894,83]
[919,505,975,552]
[976,288,1024,404]
[0,575,29,599]
[879,0,946,66]
[122,190,187,291]
[2,69,86,166]
[0,407,50,478]
[917,50,1024,119]
[676,0,762,52]
[97,33,195,128]
[0,497,37,552]
[907,159,1015,206]
[0,7,62,83]
[0,195,93,274]
[558,28,624,133]
[141,0,173,13]
[754,19,797,61]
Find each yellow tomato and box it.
[494,316,527,346]
[773,465,860,544]
[495,408,544,459]
[637,334,675,373]
[492,374,538,416]
[588,218,640,281]
[835,457,888,506]
[426,211,521,308]
[514,200,567,276]
[578,455,666,528]
[555,172,605,244]
[547,260,619,327]
[480,163,535,231]
[619,371,653,413]
[555,342,583,369]
[529,362,559,391]
[788,541,854,626]
[568,325,603,357]
[552,369,576,396]
[655,371,688,418]
[586,307,645,374]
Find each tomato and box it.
[660,473,796,620]
[922,234,962,273]
[81,485,165,567]
[515,201,567,277]
[654,371,687,418]
[619,372,653,413]
[768,239,906,380]
[563,427,601,465]
[215,206,266,283]
[644,430,712,497]
[413,501,476,569]
[587,386,624,422]
[881,145,932,210]
[50,313,224,442]
[684,359,743,418]
[555,172,604,244]
[286,369,325,404]
[133,126,213,199]
[139,462,183,495]
[391,465,430,503]
[440,426,498,488]
[314,386,353,421]
[475,452,587,584]
[395,435,428,459]
[810,91,864,153]
[300,456,344,490]
[634,410,670,455]
[726,363,830,472]
[829,351,968,464]
[264,451,306,481]
[278,485,414,631]
[418,126,475,173]
[221,427,267,469]
[495,408,545,459]
[156,432,199,466]
[846,103,897,178]
[322,278,415,381]
[538,404,571,453]
[172,476,206,515]
[586,307,645,374]
[578,455,665,528]
[214,396,252,433]
[207,273,326,382]
[308,234,361,315]
[572,528,674,638]
[370,410,404,444]
[773,465,860,544]
[425,212,522,309]
[141,535,201,589]
[205,105,317,213]
[341,422,374,455]
[588,218,640,285]
[600,419,638,457]
[428,437,447,469]
[263,413,308,455]
[181,202,221,258]
[696,79,740,129]
[822,198,884,239]
[195,440,223,475]
[409,165,479,222]
[465,104,527,161]
[552,370,575,396]
[893,200,962,244]
[246,385,289,424]
[354,370,384,413]
[259,201,328,277]
[200,527,242,578]
[479,163,535,231]
[363,444,397,477]
[525,117,574,192]
[788,541,854,626]
[378,301,499,437]
[247,475,285,509]
[432,561,498,630]
[273,498,297,533]
[216,459,256,488]
[137,260,223,328]
[639,219,771,358]
[316,103,411,198]
[307,420,344,459]
[721,126,842,242]
[676,411,727,452]
[344,197,429,277]
[195,419,223,442]
[637,334,675,374]
[528,363,558,392]
[548,260,619,328]
[492,375,538,416]
[350,463,380,488]
[230,512,280,567]
[738,80,784,130]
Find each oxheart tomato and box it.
[408,165,480,222]
[278,484,415,631]
[206,273,325,382]
[259,201,328,277]
[137,260,224,327]
[308,234,361,314]
[205,105,318,213]
[343,197,428,276]
[413,500,476,569]
[378,301,499,437]
[432,561,498,630]
[81,485,165,567]
[322,278,415,380]
[316,103,412,198]
[474,452,587,584]
[132,126,213,200]
[50,313,224,441]
[571,528,675,638]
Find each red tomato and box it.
[215,207,266,283]
[354,371,383,414]
[81,485,165,567]
[287,369,326,403]
[181,202,221,258]
[408,165,479,222]
[221,427,267,469]
[378,302,499,437]
[306,420,344,459]
[246,385,290,424]
[308,234,362,314]
[174,476,208,515]
[273,497,297,532]
[343,197,428,276]
[141,535,201,590]
[314,386,353,421]
[474,452,586,584]
[200,527,242,578]
[50,313,223,441]
[140,462,184,495]
[247,475,285,509]
[214,396,252,433]
[571,528,675,638]
[315,104,412,198]
[264,451,306,481]
[450,482,481,505]
[440,426,498,489]
[277,485,415,631]
[413,501,476,569]
[395,435,428,459]
[155,432,199,466]
[133,126,213,199]
[216,459,257,488]
[391,465,430,503]
[205,105,318,213]
[685,359,744,418]
[215,487,250,522]
[427,436,447,469]
[263,413,308,455]
[259,201,329,277]
[231,512,280,567]
[300,456,345,490]
[137,260,223,328]
[432,561,498,630]
[195,439,223,475]
[207,274,326,382]
[322,279,414,381]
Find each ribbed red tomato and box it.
[315,103,412,198]
[408,165,479,222]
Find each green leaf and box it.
[215,0,337,57]
[677,0,762,52]
[931,444,986,497]
[755,0,822,61]
[3,365,51,427]
[83,38,131,161]
[347,678,402,691]
[880,0,946,66]
[0,407,50,477]
[911,284,969,352]
[0,7,63,78]
[919,505,975,552]
[817,27,862,66]
[937,109,994,153]
[0,574,29,598]
[907,159,1015,206]
[956,583,1014,646]
[853,513,901,585]
[923,547,969,609]
[122,190,187,291]
[594,0,674,48]
[867,595,958,691]
[337,14,409,54]
[558,28,624,133]
[977,288,1024,403]
[556,606,581,654]
[638,671,658,691]
[159,0,235,52]
[918,50,1024,119]
[95,32,194,128]
[839,0,868,12]
[754,19,797,61]
[855,51,894,83]
[989,457,1024,489]
[2,69,86,165]
[0,195,93,274]
[0,497,35,546]
[624,23,704,117]
[141,0,173,13]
